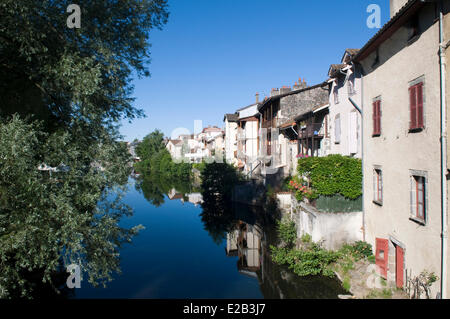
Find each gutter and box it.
[438,0,448,299]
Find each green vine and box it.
[296,154,362,199]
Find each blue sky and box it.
[120,0,390,141]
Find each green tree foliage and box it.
[0,0,169,298]
[297,155,362,199]
[136,130,165,161]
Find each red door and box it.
[396,246,404,288]
[375,238,389,279]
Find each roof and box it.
[258,81,328,112]
[328,64,346,77]
[202,126,222,133]
[168,139,183,146]
[224,113,239,122]
[236,103,260,112]
[353,0,425,62]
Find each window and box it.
[372,99,381,136]
[334,114,341,144]
[348,77,356,95]
[409,82,424,131]
[411,174,426,223]
[373,168,383,205]
[334,86,339,104]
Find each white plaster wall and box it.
[360,6,442,296]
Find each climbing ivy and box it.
[297,155,362,199]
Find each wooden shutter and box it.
[409,86,417,129]
[373,101,381,135]
[373,102,377,135]
[376,238,389,279]
[417,83,424,128]
[396,246,404,288]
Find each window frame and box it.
[373,167,383,206]
[409,170,428,225]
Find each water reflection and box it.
[131,163,346,299]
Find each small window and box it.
[411,175,426,223]
[334,88,339,104]
[334,114,341,144]
[348,77,356,95]
[372,99,381,136]
[373,168,383,205]
[409,82,424,131]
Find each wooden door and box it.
[396,245,404,288]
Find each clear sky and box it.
[120,0,390,141]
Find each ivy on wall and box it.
[297,155,362,200]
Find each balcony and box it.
[298,123,324,139]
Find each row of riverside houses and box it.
[223,0,449,298]
[166,126,225,163]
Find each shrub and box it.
[276,219,297,247]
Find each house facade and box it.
[326,49,363,158]
[236,102,260,176]
[224,114,239,165]
[354,0,449,298]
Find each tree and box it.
[0,0,169,298]
[136,130,166,161]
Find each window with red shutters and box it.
[409,82,424,130]
[373,100,381,136]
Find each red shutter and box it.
[376,238,389,279]
[396,246,404,288]
[373,101,381,135]
[377,101,381,134]
[417,83,423,128]
[373,102,377,135]
[409,86,417,129]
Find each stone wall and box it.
[286,194,363,250]
[280,85,329,121]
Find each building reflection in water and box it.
[169,187,347,299]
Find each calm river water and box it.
[74,178,346,299]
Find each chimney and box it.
[390,0,408,18]
[270,88,280,97]
[280,85,291,95]
[293,81,302,90]
[255,92,259,103]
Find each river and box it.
[74,177,346,299]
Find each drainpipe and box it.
[349,61,365,243]
[438,0,448,299]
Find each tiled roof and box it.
[224,113,239,122]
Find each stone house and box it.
[257,80,329,180]
[354,0,449,298]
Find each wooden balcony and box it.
[298,123,324,139]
